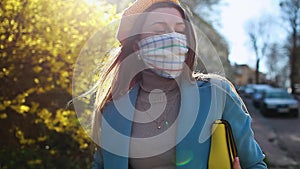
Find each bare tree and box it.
[245,16,272,84]
[266,43,280,81]
[279,0,300,94]
[265,43,289,87]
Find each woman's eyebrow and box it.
[176,22,185,27]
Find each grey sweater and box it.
[129,70,181,169]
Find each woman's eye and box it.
[175,28,186,34]
[176,31,186,35]
[154,30,166,34]
[175,25,186,34]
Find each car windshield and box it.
[265,91,293,99]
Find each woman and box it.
[91,0,267,168]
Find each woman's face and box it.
[136,7,189,79]
[139,7,186,40]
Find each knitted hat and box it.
[117,0,180,43]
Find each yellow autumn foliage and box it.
[0,0,119,168]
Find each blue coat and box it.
[92,79,267,169]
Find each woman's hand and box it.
[233,157,241,169]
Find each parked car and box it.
[243,84,255,98]
[236,85,246,94]
[260,88,299,117]
[251,84,273,108]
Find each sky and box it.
[217,0,285,72]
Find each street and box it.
[242,96,300,169]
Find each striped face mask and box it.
[138,32,188,78]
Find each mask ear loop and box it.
[133,36,142,60]
[132,38,142,60]
[137,53,142,60]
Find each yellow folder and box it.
[208,120,238,169]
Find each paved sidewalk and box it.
[251,112,299,169]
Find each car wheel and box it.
[260,105,268,117]
[293,112,298,118]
